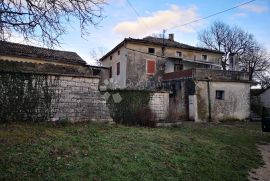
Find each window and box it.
[118,50,120,55]
[110,55,112,60]
[202,55,208,61]
[176,51,182,57]
[148,48,155,54]
[216,90,225,100]
[146,59,156,75]
[116,62,120,75]
[174,64,183,72]
[109,67,112,78]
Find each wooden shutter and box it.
[109,67,112,78]
[147,60,156,75]
[117,62,120,75]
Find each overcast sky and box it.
[11,0,270,65]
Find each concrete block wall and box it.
[50,75,113,122]
[149,92,169,120]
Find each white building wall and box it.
[101,46,127,89]
[195,81,250,122]
[260,89,270,108]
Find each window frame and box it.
[176,51,182,57]
[216,90,225,100]
[148,47,155,54]
[202,54,208,61]
[116,62,120,76]
[174,64,183,72]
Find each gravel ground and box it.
[249,144,270,181]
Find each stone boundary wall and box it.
[50,76,112,122]
[0,70,112,123]
[149,92,169,120]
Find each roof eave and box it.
[99,39,127,61]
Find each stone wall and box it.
[50,76,112,122]
[0,61,112,123]
[149,92,169,120]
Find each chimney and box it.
[168,33,174,41]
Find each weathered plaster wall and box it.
[164,60,208,73]
[101,42,222,89]
[126,49,164,89]
[164,47,222,63]
[0,71,112,123]
[195,81,250,121]
[126,42,222,63]
[149,92,169,120]
[101,46,127,89]
[260,89,270,108]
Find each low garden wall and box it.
[149,92,169,120]
[0,61,112,123]
[103,90,169,125]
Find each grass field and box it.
[0,121,269,180]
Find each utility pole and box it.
[162,29,166,56]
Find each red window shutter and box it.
[117,62,120,75]
[147,60,156,74]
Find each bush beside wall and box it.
[103,90,155,126]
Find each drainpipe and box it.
[207,79,211,121]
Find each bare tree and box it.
[89,46,107,65]
[256,72,270,90]
[0,0,106,47]
[240,45,270,81]
[198,21,255,69]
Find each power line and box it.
[126,0,150,29]
[167,0,256,30]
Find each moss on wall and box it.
[103,90,151,125]
[196,87,208,121]
[0,72,60,122]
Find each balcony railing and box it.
[162,68,250,82]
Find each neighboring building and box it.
[100,34,224,89]
[259,88,270,108]
[0,40,87,67]
[0,40,108,76]
[163,69,250,122]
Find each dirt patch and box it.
[249,144,270,181]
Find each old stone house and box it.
[100,34,225,89]
[100,34,250,122]
[0,41,112,123]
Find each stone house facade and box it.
[100,35,250,122]
[100,34,224,89]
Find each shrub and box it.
[134,107,156,127]
[103,90,151,125]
